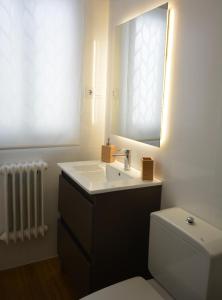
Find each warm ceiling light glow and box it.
[92,40,97,125]
[160,8,175,146]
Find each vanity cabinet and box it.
[58,172,161,298]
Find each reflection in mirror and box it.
[111,4,168,147]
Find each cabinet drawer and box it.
[58,220,91,298]
[58,175,93,254]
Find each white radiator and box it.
[0,161,48,244]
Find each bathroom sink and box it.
[58,161,162,194]
[71,162,132,181]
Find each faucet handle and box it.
[114,148,130,154]
[123,149,131,156]
[121,148,130,153]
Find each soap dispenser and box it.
[101,138,116,163]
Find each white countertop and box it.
[58,160,162,194]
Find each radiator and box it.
[0,161,48,244]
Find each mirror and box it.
[111,4,168,147]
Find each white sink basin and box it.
[58,160,162,194]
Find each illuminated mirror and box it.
[111,4,168,147]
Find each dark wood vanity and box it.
[57,172,161,298]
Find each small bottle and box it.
[142,157,154,180]
[101,138,116,163]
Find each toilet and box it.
[81,207,222,300]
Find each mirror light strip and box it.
[161,8,175,146]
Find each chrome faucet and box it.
[112,149,131,170]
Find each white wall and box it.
[0,0,109,270]
[80,0,109,158]
[108,0,222,230]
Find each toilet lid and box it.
[80,277,173,300]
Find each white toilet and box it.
[81,207,222,300]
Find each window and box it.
[0,0,84,148]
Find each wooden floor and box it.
[0,258,78,300]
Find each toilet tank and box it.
[148,207,222,300]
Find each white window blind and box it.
[0,0,84,148]
[119,8,167,142]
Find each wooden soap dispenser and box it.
[142,157,154,180]
[101,138,116,163]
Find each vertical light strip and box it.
[161,9,175,146]
[92,40,97,125]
